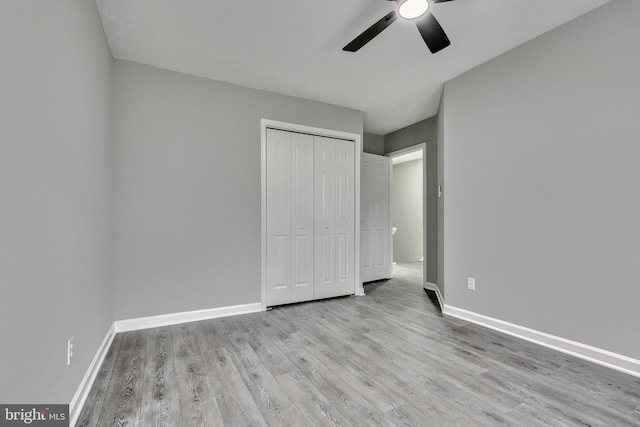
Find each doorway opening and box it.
[387,144,426,288]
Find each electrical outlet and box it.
[467,277,476,291]
[67,337,74,366]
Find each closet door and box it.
[314,136,355,299]
[266,129,314,306]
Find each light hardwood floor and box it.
[77,277,640,426]
[392,261,424,287]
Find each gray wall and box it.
[442,0,640,358]
[112,60,363,320]
[363,132,385,155]
[385,117,437,154]
[385,118,438,284]
[0,0,113,403]
[392,159,423,263]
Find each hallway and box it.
[392,261,423,287]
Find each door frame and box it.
[386,143,430,290]
[260,119,363,309]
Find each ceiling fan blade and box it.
[432,0,456,3]
[343,11,398,52]
[415,13,450,54]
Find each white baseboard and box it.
[69,324,116,427]
[442,304,640,379]
[114,302,264,333]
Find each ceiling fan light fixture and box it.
[398,0,429,20]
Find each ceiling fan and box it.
[343,0,455,54]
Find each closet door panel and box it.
[314,138,336,299]
[334,139,355,295]
[266,129,293,306]
[314,137,355,299]
[290,133,315,303]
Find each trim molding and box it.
[424,283,445,312]
[423,282,437,291]
[69,324,116,427]
[442,304,640,378]
[114,302,264,333]
[434,285,444,310]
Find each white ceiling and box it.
[96,0,609,135]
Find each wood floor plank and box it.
[554,360,640,415]
[75,334,123,427]
[390,262,423,287]
[363,328,489,378]
[287,331,398,414]
[285,303,511,426]
[139,327,179,427]
[492,359,640,425]
[195,321,268,426]
[229,313,296,377]
[504,403,573,427]
[275,370,353,427]
[96,330,147,426]
[226,340,310,426]
[170,323,224,427]
[271,306,439,422]
[280,302,499,427]
[246,310,300,355]
[451,323,569,374]
[476,368,640,426]
[283,346,391,427]
[383,402,453,427]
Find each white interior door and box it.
[290,133,315,303]
[361,153,391,282]
[266,129,314,306]
[314,136,355,299]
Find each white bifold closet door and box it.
[266,128,355,307]
[266,129,315,306]
[314,136,355,299]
